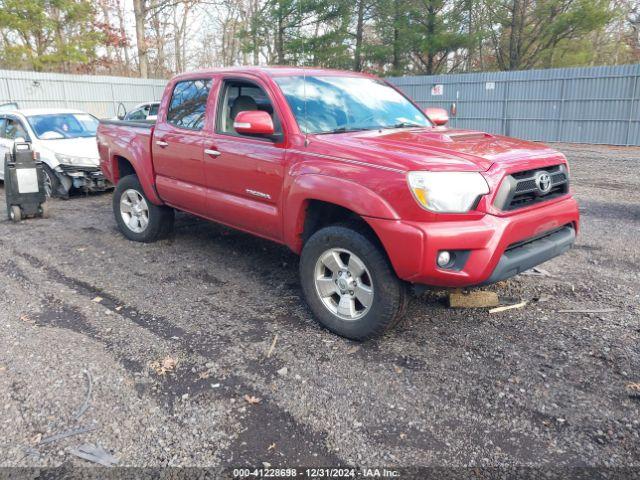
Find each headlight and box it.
[407,171,489,213]
[55,153,96,166]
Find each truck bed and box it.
[99,119,155,129]
[97,118,156,189]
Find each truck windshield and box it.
[27,113,99,140]
[275,75,431,134]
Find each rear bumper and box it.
[365,197,579,288]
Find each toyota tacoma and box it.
[97,67,579,340]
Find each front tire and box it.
[42,164,65,198]
[113,175,174,242]
[300,224,407,341]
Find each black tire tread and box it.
[42,163,64,198]
[300,222,407,341]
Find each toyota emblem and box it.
[535,171,552,194]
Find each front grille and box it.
[494,164,569,211]
[59,165,101,173]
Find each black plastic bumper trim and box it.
[481,225,576,285]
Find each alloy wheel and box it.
[120,189,149,233]
[43,170,53,198]
[314,248,374,320]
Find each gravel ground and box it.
[0,143,638,474]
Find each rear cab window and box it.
[166,79,212,130]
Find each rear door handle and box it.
[204,148,221,157]
[156,140,168,148]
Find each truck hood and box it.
[310,127,563,172]
[38,137,100,165]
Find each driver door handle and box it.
[204,148,221,157]
[156,140,168,148]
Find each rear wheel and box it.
[39,203,49,219]
[9,205,21,222]
[300,224,407,340]
[113,175,174,242]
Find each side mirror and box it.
[424,107,449,126]
[116,102,127,121]
[234,111,274,136]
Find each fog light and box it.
[437,251,451,267]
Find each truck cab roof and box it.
[171,66,376,82]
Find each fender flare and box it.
[283,173,400,252]
[108,149,162,205]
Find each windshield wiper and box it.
[316,126,373,135]
[384,122,424,129]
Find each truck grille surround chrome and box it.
[494,164,569,211]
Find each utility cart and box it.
[4,141,48,222]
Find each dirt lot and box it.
[0,143,638,474]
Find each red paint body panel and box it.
[366,197,579,286]
[97,122,162,205]
[97,66,580,288]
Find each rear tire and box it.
[113,175,174,242]
[300,224,407,341]
[39,203,49,219]
[9,205,21,222]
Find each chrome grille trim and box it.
[494,164,569,211]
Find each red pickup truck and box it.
[97,67,579,340]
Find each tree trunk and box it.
[507,0,520,70]
[181,5,189,71]
[392,0,401,73]
[354,0,365,71]
[251,0,259,65]
[426,3,435,75]
[277,11,285,64]
[116,0,130,75]
[150,0,165,77]
[98,0,115,74]
[132,0,148,78]
[174,6,182,72]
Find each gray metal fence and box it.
[387,64,640,146]
[0,69,167,119]
[2,65,639,145]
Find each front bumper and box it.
[365,196,579,288]
[58,165,112,192]
[480,225,575,285]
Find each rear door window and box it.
[166,79,212,130]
